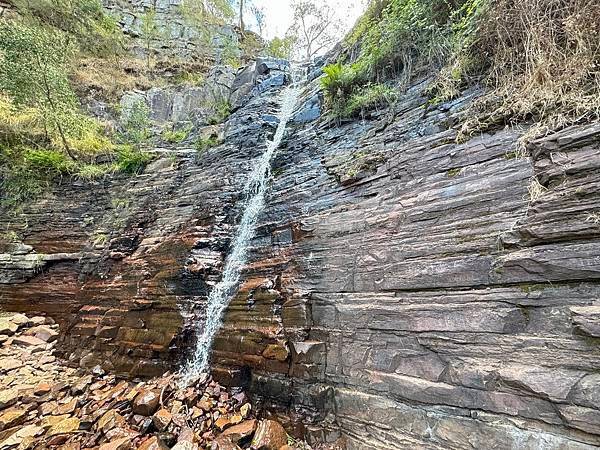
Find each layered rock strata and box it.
[0,312,328,450]
[1,58,600,449]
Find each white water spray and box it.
[181,84,300,384]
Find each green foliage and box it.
[119,99,151,147]
[323,0,486,117]
[0,0,146,211]
[207,99,231,125]
[195,136,221,153]
[265,36,296,59]
[342,84,398,118]
[140,7,161,70]
[10,0,124,56]
[115,145,153,174]
[162,125,192,144]
[76,163,114,180]
[23,148,75,174]
[0,20,116,160]
[0,143,152,209]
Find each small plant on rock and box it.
[195,135,222,153]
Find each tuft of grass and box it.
[207,99,231,125]
[162,124,192,144]
[585,213,600,225]
[76,163,115,180]
[195,136,222,153]
[115,145,153,174]
[342,84,398,118]
[527,177,547,202]
[172,71,205,86]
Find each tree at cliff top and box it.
[288,0,344,60]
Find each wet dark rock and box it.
[256,58,290,76]
[3,54,600,450]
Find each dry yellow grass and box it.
[71,56,153,102]
[456,0,600,148]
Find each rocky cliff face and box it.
[102,0,241,61]
[2,55,600,450]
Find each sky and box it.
[248,0,367,41]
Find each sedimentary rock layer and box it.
[2,63,600,449]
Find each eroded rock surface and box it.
[0,313,321,450]
[1,58,600,450]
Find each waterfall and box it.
[181,83,300,385]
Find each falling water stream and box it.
[181,81,301,385]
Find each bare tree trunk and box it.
[239,0,245,34]
[37,55,77,161]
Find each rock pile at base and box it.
[0,313,323,450]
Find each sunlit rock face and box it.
[101,0,240,61]
[2,54,600,450]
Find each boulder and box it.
[25,325,58,342]
[0,389,18,410]
[8,313,30,327]
[97,410,127,434]
[33,382,51,396]
[152,408,172,432]
[0,424,42,448]
[215,416,232,431]
[1,358,23,372]
[0,407,28,431]
[55,398,77,415]
[132,390,160,416]
[29,316,47,326]
[12,335,46,347]
[47,417,80,436]
[221,419,257,443]
[255,58,290,75]
[251,420,288,450]
[0,319,18,336]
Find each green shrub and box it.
[24,148,75,174]
[195,136,221,153]
[162,125,192,144]
[207,98,231,125]
[119,99,151,147]
[323,0,484,117]
[342,84,398,118]
[116,145,152,174]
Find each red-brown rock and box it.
[251,420,288,450]
[152,408,172,432]
[132,390,160,416]
[222,419,257,443]
[100,437,132,450]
